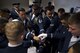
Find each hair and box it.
[58,8,65,13]
[19,8,25,12]
[70,7,74,14]
[45,7,53,15]
[45,5,54,11]
[48,2,51,5]
[68,12,80,27]
[60,13,70,21]
[32,4,39,10]
[5,21,24,41]
[60,13,70,28]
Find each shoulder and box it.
[0,48,6,53]
[23,41,32,48]
[56,24,71,35]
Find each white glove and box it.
[12,19,19,21]
[38,33,47,40]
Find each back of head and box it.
[5,20,24,41]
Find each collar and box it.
[15,10,19,15]
[8,43,22,47]
[31,14,35,20]
[70,36,80,42]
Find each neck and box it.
[9,40,22,45]
[8,42,22,47]
[8,40,23,47]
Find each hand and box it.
[38,33,47,40]
[33,36,40,41]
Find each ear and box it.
[20,32,24,40]
[21,35,24,40]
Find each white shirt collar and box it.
[69,36,80,48]
[15,10,19,15]
[8,43,22,47]
[31,14,35,20]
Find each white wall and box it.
[0,0,29,11]
[0,0,80,12]
[54,0,80,12]
[41,0,80,12]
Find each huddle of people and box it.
[0,1,80,53]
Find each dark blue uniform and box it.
[0,33,8,48]
[17,17,33,41]
[30,14,44,36]
[0,41,33,53]
[43,16,60,32]
[17,17,29,31]
[10,8,19,19]
[40,16,60,53]
[47,24,72,53]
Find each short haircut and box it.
[68,12,80,27]
[5,20,24,41]
[45,7,53,15]
[60,13,70,21]
[19,8,25,12]
[45,6,55,11]
[58,8,65,13]
[32,4,39,10]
